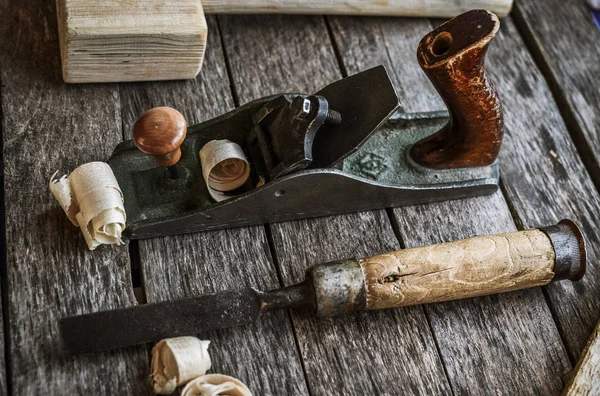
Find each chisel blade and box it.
[59,288,262,354]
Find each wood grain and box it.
[56,0,208,83]
[329,14,571,394]
[0,0,149,393]
[271,213,451,395]
[0,291,5,396]
[202,0,514,17]
[360,229,555,309]
[411,10,504,169]
[562,320,600,395]
[219,14,452,395]
[485,17,600,360]
[514,0,600,188]
[119,17,309,395]
[132,107,187,167]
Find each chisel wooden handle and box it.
[307,220,586,317]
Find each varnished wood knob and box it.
[132,107,187,167]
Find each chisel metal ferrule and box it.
[306,259,367,317]
[539,219,587,281]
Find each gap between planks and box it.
[498,181,575,367]
[0,70,11,396]
[385,207,456,396]
[326,13,570,394]
[218,13,452,395]
[510,3,600,196]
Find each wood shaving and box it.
[181,374,252,396]
[49,162,125,250]
[152,337,211,394]
[199,140,250,202]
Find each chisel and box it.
[60,220,586,354]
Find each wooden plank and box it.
[0,0,149,393]
[513,0,600,187]
[563,319,600,395]
[511,0,600,358]
[394,196,569,394]
[202,0,514,18]
[486,17,600,360]
[118,17,309,395]
[329,15,571,394]
[219,14,452,395]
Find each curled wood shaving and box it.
[199,139,250,202]
[49,162,125,250]
[151,337,211,394]
[181,374,252,396]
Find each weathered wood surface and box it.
[1,3,598,395]
[395,196,571,395]
[514,0,600,187]
[219,14,452,395]
[0,0,149,394]
[486,17,600,361]
[118,17,309,395]
[511,0,600,361]
[202,0,514,17]
[562,319,600,395]
[329,14,571,395]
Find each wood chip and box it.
[151,337,212,395]
[49,162,126,250]
[181,374,252,396]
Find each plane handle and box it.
[410,9,504,169]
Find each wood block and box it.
[56,0,207,83]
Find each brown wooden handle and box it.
[410,9,504,169]
[132,107,187,167]
[358,222,585,310]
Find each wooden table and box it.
[1,1,599,394]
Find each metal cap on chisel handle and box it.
[307,219,586,317]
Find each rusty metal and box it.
[60,221,587,354]
[540,219,587,281]
[306,259,367,317]
[60,283,315,354]
[109,65,499,240]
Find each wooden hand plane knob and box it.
[410,9,504,169]
[133,107,187,177]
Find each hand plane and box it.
[61,10,506,241]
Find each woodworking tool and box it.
[60,220,586,354]
[102,10,507,240]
